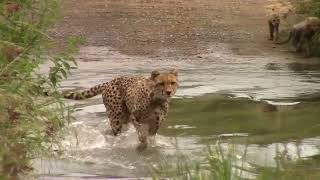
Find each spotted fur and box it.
[277,17,320,57]
[63,70,179,150]
[268,13,281,42]
[64,83,108,100]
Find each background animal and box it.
[268,9,281,42]
[277,17,320,56]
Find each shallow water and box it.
[36,44,320,179]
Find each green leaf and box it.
[60,68,67,78]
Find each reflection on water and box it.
[40,45,320,100]
[37,45,320,179]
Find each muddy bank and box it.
[51,0,294,56]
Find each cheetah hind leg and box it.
[118,113,130,132]
[110,118,123,136]
[107,107,130,136]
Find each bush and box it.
[294,0,320,18]
[152,141,320,180]
[152,142,245,180]
[0,0,82,179]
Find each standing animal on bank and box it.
[63,70,179,150]
[277,17,320,57]
[268,9,281,42]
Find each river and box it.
[36,43,320,179]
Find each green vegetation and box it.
[294,0,320,18]
[152,142,242,180]
[0,0,82,179]
[153,141,320,180]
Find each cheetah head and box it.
[304,17,320,32]
[271,15,280,26]
[150,69,179,101]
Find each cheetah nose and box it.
[166,91,172,96]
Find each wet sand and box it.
[51,0,296,57]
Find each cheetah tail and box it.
[63,83,107,100]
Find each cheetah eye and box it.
[170,82,176,85]
[159,82,165,86]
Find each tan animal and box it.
[277,17,320,56]
[268,9,281,42]
[63,70,179,150]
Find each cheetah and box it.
[268,9,281,42]
[63,69,179,150]
[277,17,320,57]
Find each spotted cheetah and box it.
[277,17,320,57]
[63,70,179,149]
[268,9,281,42]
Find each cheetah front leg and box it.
[129,113,139,126]
[274,24,279,42]
[129,111,149,149]
[147,115,163,145]
[268,21,274,41]
[133,121,149,151]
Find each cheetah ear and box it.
[151,70,160,80]
[170,69,178,76]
